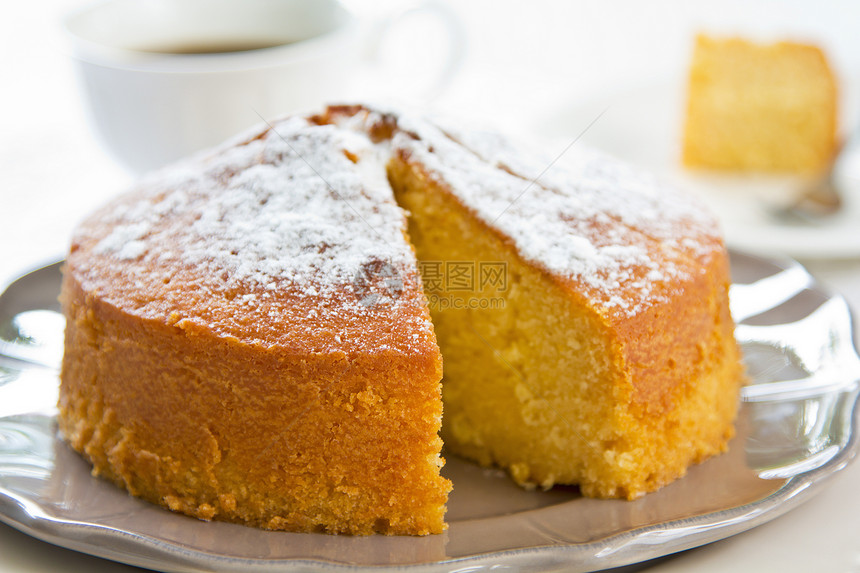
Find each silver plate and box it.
[0,252,858,572]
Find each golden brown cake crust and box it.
[60,270,447,534]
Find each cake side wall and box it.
[602,245,744,497]
[58,269,449,535]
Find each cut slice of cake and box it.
[682,34,838,173]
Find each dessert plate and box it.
[1,253,859,572]
[532,78,860,259]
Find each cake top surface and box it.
[68,104,725,353]
[69,114,435,356]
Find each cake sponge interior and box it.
[387,151,741,500]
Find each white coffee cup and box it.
[63,0,464,174]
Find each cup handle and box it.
[364,1,466,103]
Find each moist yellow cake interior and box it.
[386,153,741,499]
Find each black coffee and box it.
[138,39,290,54]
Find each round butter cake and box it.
[59,105,743,535]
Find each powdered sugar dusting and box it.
[84,105,724,323]
[90,116,414,309]
[434,120,719,251]
[330,107,722,317]
[367,113,705,316]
